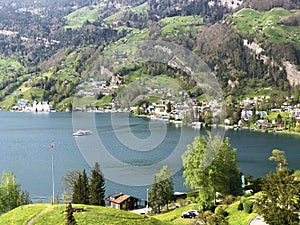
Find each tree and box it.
[182,134,242,209]
[66,203,77,225]
[0,171,30,213]
[72,170,89,204]
[0,171,20,213]
[268,149,287,170]
[19,190,32,205]
[62,170,81,202]
[89,162,105,206]
[257,151,300,225]
[149,165,174,213]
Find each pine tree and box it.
[89,162,105,206]
[81,170,90,204]
[66,203,77,225]
[72,170,90,204]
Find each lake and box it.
[0,111,299,201]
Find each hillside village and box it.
[10,72,300,134]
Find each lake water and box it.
[0,111,299,202]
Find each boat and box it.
[73,130,93,136]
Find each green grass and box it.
[0,204,167,225]
[160,16,205,38]
[64,5,101,29]
[0,56,26,77]
[104,2,148,22]
[0,204,48,225]
[232,8,300,44]
[227,199,257,225]
[153,204,198,224]
[95,95,113,107]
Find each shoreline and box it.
[232,125,300,136]
[2,110,300,136]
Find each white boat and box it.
[73,130,93,136]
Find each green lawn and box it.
[153,204,198,225]
[0,204,48,225]
[227,201,257,225]
[0,204,167,225]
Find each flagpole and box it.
[51,142,55,205]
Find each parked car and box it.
[187,210,199,216]
[181,211,197,218]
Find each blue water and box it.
[0,111,299,201]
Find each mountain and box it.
[0,0,299,110]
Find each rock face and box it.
[243,39,300,86]
[283,61,300,86]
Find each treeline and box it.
[62,162,106,206]
[148,0,229,24]
[242,0,300,11]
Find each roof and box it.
[106,194,131,204]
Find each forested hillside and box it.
[0,0,299,110]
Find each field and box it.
[0,193,260,225]
[64,5,102,29]
[160,16,205,38]
[232,8,300,44]
[0,204,167,225]
[104,2,148,22]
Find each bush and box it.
[222,195,235,205]
[237,202,244,211]
[215,206,229,217]
[252,202,258,213]
[243,200,253,214]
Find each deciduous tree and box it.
[257,151,300,225]
[149,165,174,213]
[0,171,31,213]
[182,134,242,209]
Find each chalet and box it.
[106,193,145,210]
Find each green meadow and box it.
[232,8,300,44]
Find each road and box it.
[249,216,268,225]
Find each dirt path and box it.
[27,207,53,225]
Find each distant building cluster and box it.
[12,99,55,112]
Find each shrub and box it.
[215,205,229,217]
[243,200,253,214]
[222,195,235,205]
[237,202,244,211]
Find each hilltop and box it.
[0,204,166,225]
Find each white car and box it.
[187,210,199,216]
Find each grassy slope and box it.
[227,201,256,225]
[153,199,258,225]
[160,15,205,38]
[232,8,300,44]
[64,5,101,29]
[104,2,148,22]
[0,204,168,225]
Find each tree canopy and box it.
[182,134,242,208]
[0,171,31,213]
[89,162,105,206]
[257,150,300,225]
[149,165,174,213]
